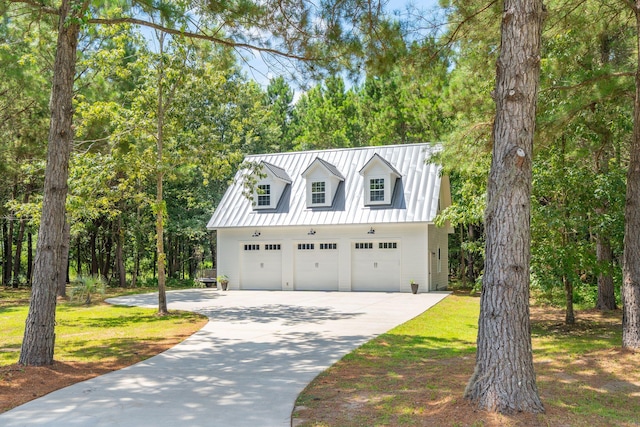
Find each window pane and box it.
[257,184,271,206]
[311,181,326,204]
[370,178,385,201]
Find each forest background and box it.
[0,0,633,325]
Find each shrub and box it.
[69,276,106,305]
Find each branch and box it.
[542,72,634,92]
[87,17,319,61]
[7,0,58,15]
[439,1,498,52]
[9,0,324,61]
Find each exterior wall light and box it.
[308,229,316,235]
[252,231,261,237]
[368,227,375,234]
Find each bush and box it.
[70,276,106,305]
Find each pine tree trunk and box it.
[76,235,82,277]
[103,228,112,282]
[465,0,545,413]
[12,217,25,288]
[19,0,82,366]
[156,31,168,316]
[622,1,640,350]
[57,219,70,298]
[563,274,575,325]
[596,236,616,310]
[6,215,14,287]
[2,221,9,286]
[116,214,127,287]
[90,228,98,276]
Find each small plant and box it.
[410,279,419,294]
[70,276,106,305]
[217,274,229,291]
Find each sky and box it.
[241,0,445,93]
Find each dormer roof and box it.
[301,157,345,181]
[262,161,292,183]
[358,153,401,178]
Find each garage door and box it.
[294,242,339,291]
[351,241,401,291]
[240,243,282,290]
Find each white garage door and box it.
[294,242,339,291]
[351,241,401,291]
[240,243,282,290]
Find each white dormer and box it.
[301,158,345,208]
[359,153,402,206]
[253,161,292,210]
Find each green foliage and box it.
[69,276,106,305]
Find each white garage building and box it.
[207,143,452,292]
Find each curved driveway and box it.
[0,289,449,427]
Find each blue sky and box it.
[242,0,445,92]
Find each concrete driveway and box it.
[0,289,449,427]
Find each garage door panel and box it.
[240,243,282,290]
[295,243,339,291]
[352,241,400,291]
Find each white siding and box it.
[216,223,439,292]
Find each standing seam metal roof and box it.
[207,143,443,229]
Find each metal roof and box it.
[301,157,346,180]
[261,161,292,183]
[207,143,444,229]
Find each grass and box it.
[294,293,640,426]
[0,286,208,366]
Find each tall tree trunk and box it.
[156,31,168,316]
[563,274,575,325]
[57,219,70,298]
[76,235,82,277]
[12,216,25,288]
[12,191,30,287]
[465,0,545,413]
[103,227,113,282]
[90,228,98,276]
[6,215,14,287]
[596,236,616,310]
[592,44,617,311]
[19,0,83,366]
[115,214,127,287]
[2,221,11,286]
[622,1,640,350]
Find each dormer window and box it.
[369,178,385,202]
[257,184,271,206]
[359,153,402,206]
[311,181,326,204]
[251,162,291,210]
[301,158,344,208]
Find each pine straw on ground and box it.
[292,306,640,427]
[0,324,203,414]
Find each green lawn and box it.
[294,293,640,427]
[0,287,207,366]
